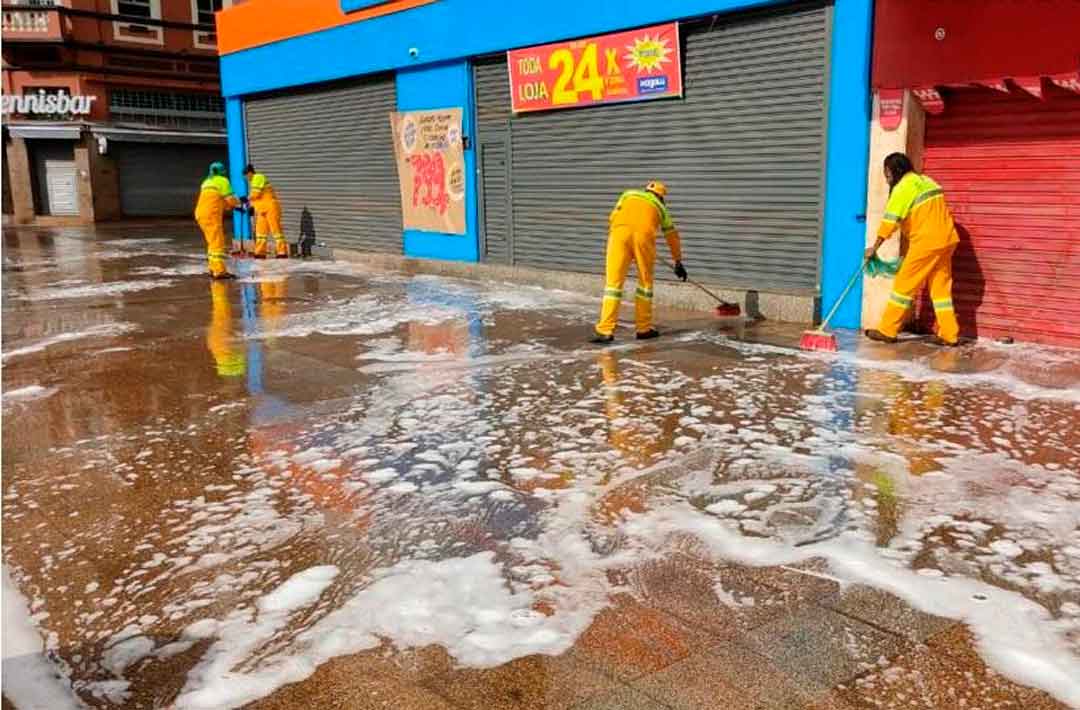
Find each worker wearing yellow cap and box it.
[243,164,288,259]
[592,181,687,343]
[865,152,960,346]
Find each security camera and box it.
[408,47,419,58]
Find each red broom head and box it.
[715,303,741,317]
[799,330,838,352]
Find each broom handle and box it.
[819,257,869,331]
[658,257,731,305]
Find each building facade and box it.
[215,0,873,328]
[2,0,233,223]
[862,0,1080,347]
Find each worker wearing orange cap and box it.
[592,181,687,343]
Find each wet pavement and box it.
[2,223,1079,710]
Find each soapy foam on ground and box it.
[2,566,83,710]
[5,245,1080,709]
[3,323,138,363]
[18,280,175,302]
[2,384,58,403]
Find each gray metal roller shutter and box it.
[115,143,225,216]
[32,140,78,216]
[475,58,512,263]
[244,74,402,253]
[474,1,829,291]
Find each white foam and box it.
[130,264,207,277]
[625,506,1080,708]
[19,280,174,302]
[256,566,339,615]
[3,323,137,363]
[175,553,598,710]
[2,566,83,710]
[2,385,57,403]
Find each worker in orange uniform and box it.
[243,164,288,259]
[592,181,687,344]
[195,161,240,279]
[865,153,960,346]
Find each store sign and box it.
[1,92,97,116]
[507,22,682,113]
[389,107,467,235]
[877,89,904,131]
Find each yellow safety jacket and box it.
[877,172,958,251]
[610,189,683,261]
[248,172,279,209]
[195,174,238,222]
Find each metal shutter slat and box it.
[473,2,828,291]
[922,88,1080,347]
[115,143,224,217]
[244,74,402,254]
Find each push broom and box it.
[659,257,741,317]
[799,257,869,352]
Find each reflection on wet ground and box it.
[2,224,1079,709]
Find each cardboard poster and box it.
[389,108,467,235]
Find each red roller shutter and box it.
[921,86,1080,347]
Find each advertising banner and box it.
[389,107,467,235]
[507,22,682,113]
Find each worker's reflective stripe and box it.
[619,189,672,228]
[881,212,900,223]
[201,175,234,197]
[933,298,954,312]
[208,251,228,261]
[604,287,623,300]
[889,291,913,308]
[911,188,944,210]
[635,286,654,300]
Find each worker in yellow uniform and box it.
[243,164,288,259]
[865,152,960,346]
[592,181,687,344]
[206,280,245,377]
[194,161,240,279]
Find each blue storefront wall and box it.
[397,61,480,262]
[220,0,872,327]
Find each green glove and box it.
[865,255,902,278]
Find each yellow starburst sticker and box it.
[624,34,673,74]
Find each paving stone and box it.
[572,684,673,710]
[745,604,909,690]
[246,647,457,710]
[425,652,620,710]
[631,552,804,636]
[822,584,954,644]
[632,640,817,710]
[572,592,718,682]
[831,641,1028,710]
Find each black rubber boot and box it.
[864,329,897,344]
[927,335,959,347]
[590,333,615,344]
[636,329,660,340]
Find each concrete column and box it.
[860,90,926,329]
[74,138,95,222]
[5,136,36,224]
[88,136,122,221]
